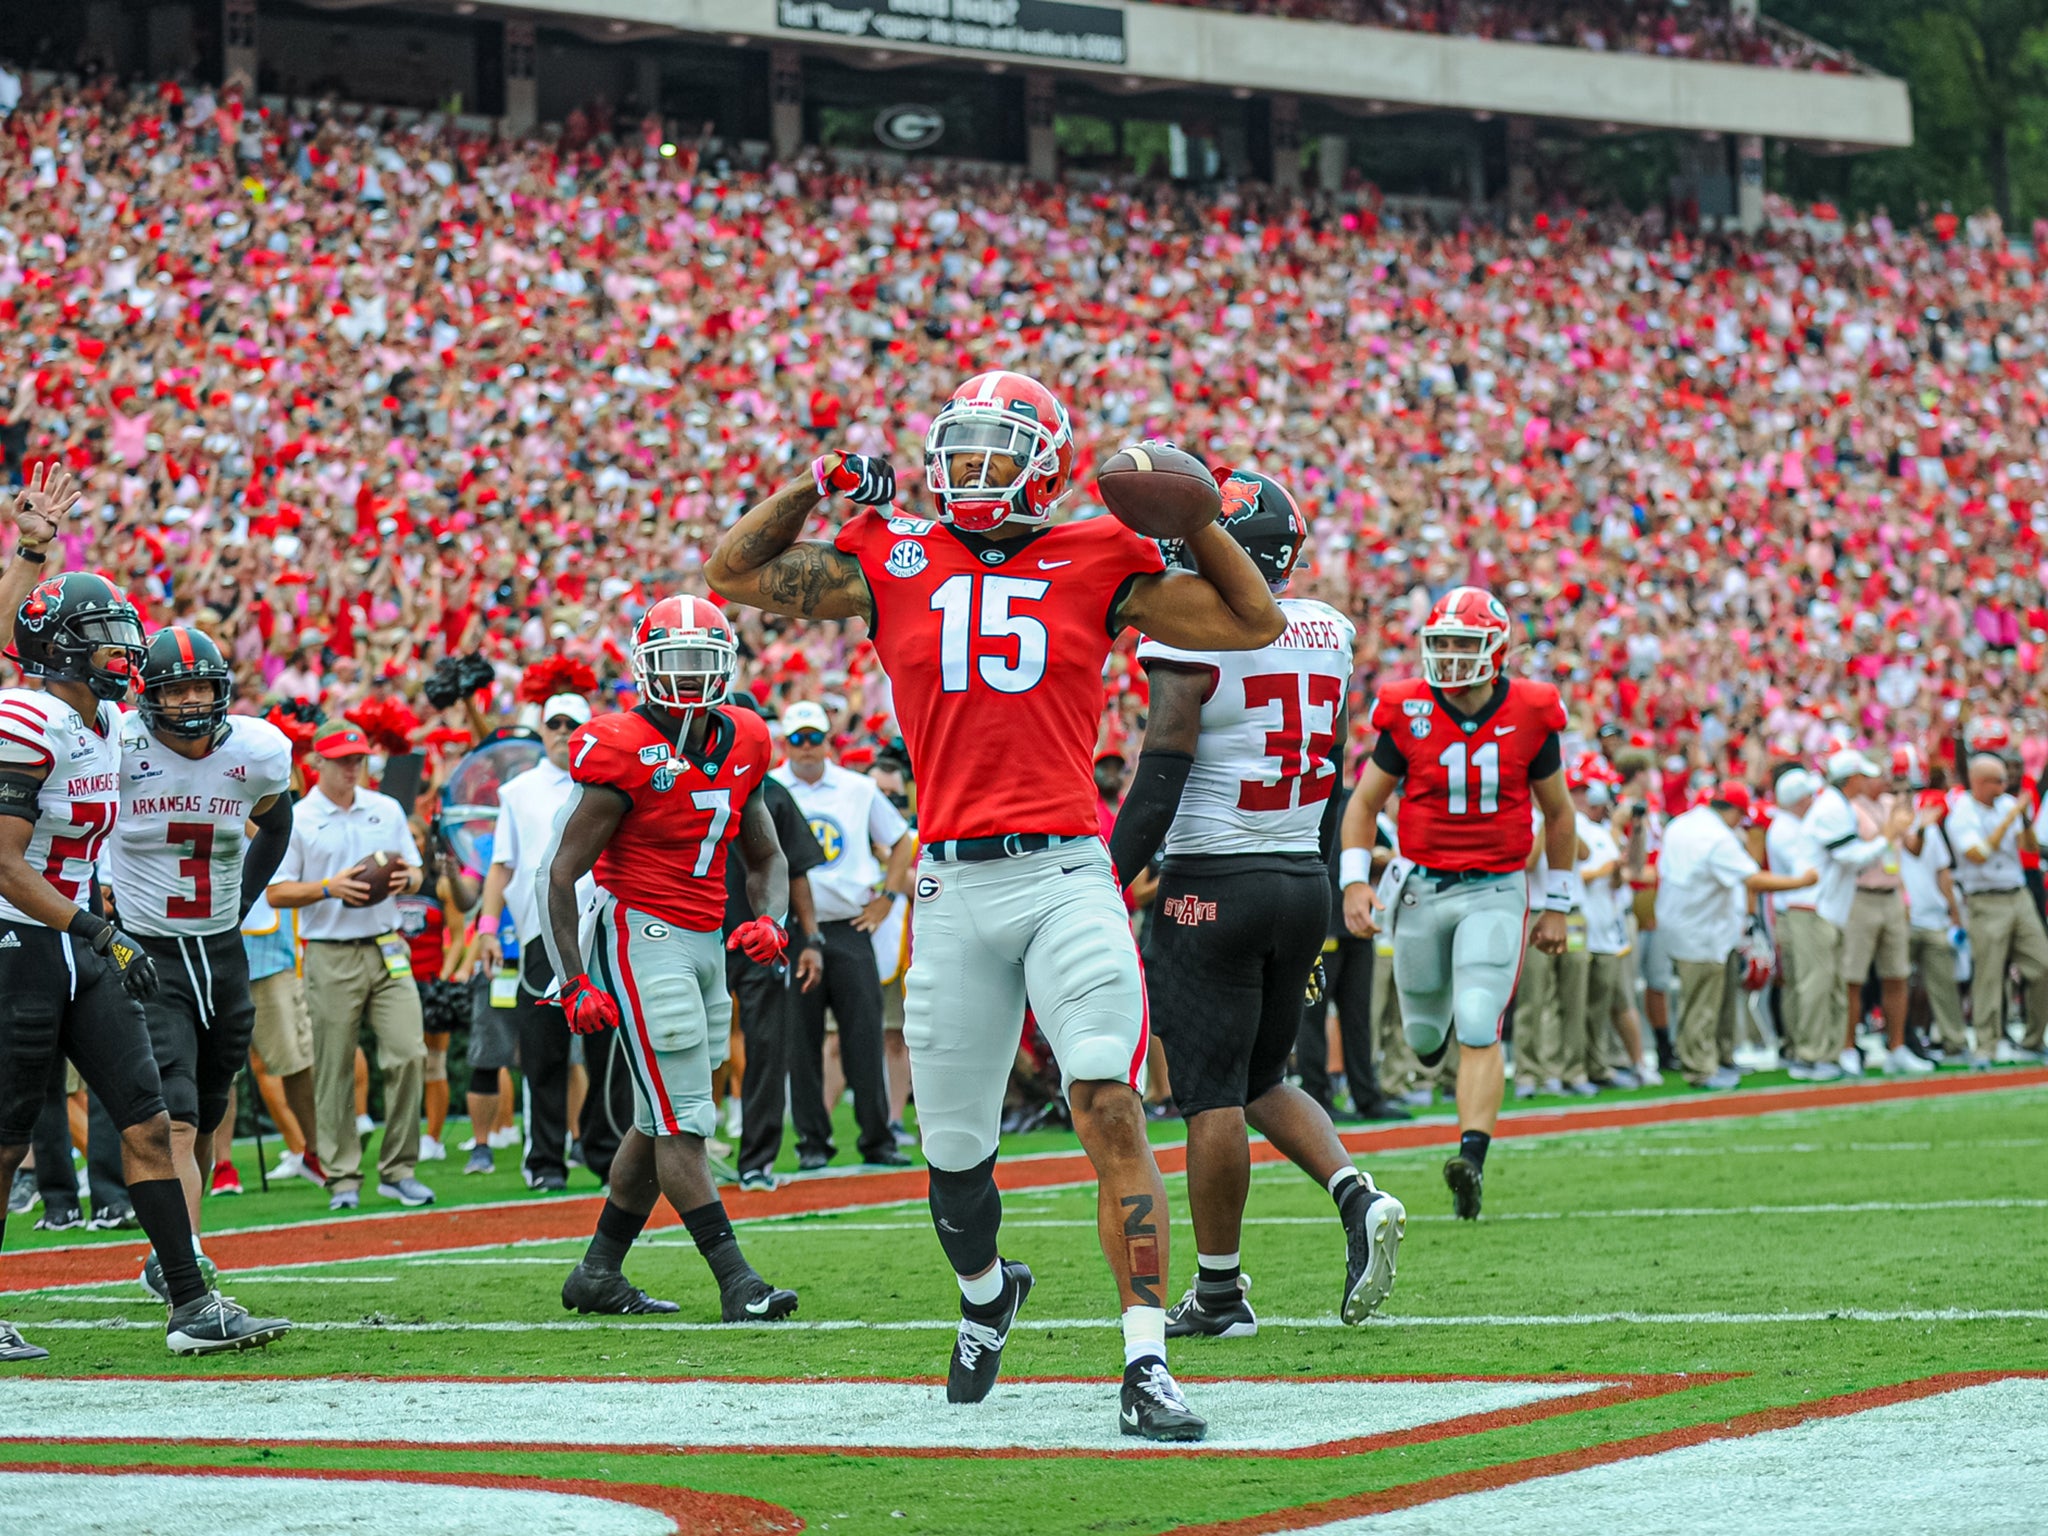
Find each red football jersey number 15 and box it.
[1237,672,1342,811]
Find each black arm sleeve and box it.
[1370,731,1409,777]
[1108,749,1193,891]
[238,796,296,921]
[0,771,41,823]
[1530,730,1562,781]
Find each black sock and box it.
[583,1200,649,1274]
[128,1177,207,1308]
[682,1200,756,1292]
[1334,1173,1375,1226]
[1459,1130,1491,1170]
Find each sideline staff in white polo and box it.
[267,720,433,1211]
[1946,753,2048,1065]
[772,701,916,1170]
[476,694,614,1187]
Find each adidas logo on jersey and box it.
[0,931,19,949]
[224,765,248,781]
[1160,896,1218,927]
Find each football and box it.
[342,851,404,905]
[1096,441,1222,539]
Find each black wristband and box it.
[67,908,112,952]
[803,932,826,950]
[16,546,46,565]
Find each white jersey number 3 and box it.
[1437,739,1501,816]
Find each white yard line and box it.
[17,1308,2048,1333]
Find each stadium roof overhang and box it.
[329,0,1913,150]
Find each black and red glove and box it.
[811,451,895,505]
[555,974,621,1036]
[725,915,790,967]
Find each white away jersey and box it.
[106,714,294,935]
[1138,597,1354,858]
[0,688,123,927]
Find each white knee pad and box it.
[921,1120,1000,1172]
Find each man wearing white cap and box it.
[475,695,616,1190]
[1766,768,1839,1080]
[1807,749,1918,1076]
[771,700,916,1170]
[1948,753,2048,1065]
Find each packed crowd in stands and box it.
[1142,0,1858,71]
[2,60,2045,1212]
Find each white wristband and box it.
[1339,848,1371,889]
[1541,869,1577,912]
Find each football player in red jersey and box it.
[542,597,800,1323]
[1338,587,1577,1220]
[707,370,1283,1441]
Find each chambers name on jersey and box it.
[1138,597,1354,858]
[0,688,123,925]
[835,509,1164,843]
[106,714,294,937]
[1370,676,1566,874]
[568,704,770,932]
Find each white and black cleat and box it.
[1165,1274,1257,1339]
[947,1259,1033,1404]
[141,1249,218,1303]
[719,1273,799,1323]
[1342,1180,1405,1324]
[1120,1360,1206,1442]
[0,1321,47,1363]
[561,1263,679,1315]
[165,1291,291,1356]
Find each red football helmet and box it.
[1891,743,1927,788]
[1420,586,1511,690]
[923,370,1075,533]
[630,597,735,715]
[1965,714,2012,755]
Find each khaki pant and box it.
[249,968,315,1078]
[1515,937,1589,1088]
[1777,908,1844,1066]
[1842,887,1910,981]
[1582,951,1627,1081]
[1964,890,2048,1053]
[1673,955,1738,1085]
[1908,926,1967,1055]
[305,939,425,1192]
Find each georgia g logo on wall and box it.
[875,104,944,152]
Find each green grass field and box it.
[4,1076,2045,1534]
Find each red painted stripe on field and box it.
[8,1372,1722,1462]
[1163,1371,2048,1536]
[5,1068,2043,1293]
[0,1460,799,1536]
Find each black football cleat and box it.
[1444,1154,1484,1221]
[947,1259,1033,1404]
[720,1273,799,1323]
[1341,1180,1406,1324]
[165,1292,291,1356]
[1165,1275,1257,1339]
[562,1263,680,1315]
[0,1321,47,1362]
[1120,1360,1207,1442]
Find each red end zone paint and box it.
[0,1460,801,1535]
[1162,1371,2048,1536]
[6,1372,1725,1463]
[6,1068,2042,1292]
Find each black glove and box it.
[70,910,159,1002]
[812,451,896,505]
[455,653,495,697]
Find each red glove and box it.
[810,451,896,505]
[556,974,620,1036]
[726,915,790,967]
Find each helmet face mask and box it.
[15,576,146,702]
[924,371,1073,533]
[632,598,736,718]
[138,626,233,741]
[1420,587,1511,691]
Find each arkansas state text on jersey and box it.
[835,510,1163,843]
[1137,597,1355,858]
[107,715,294,936]
[567,705,770,932]
[1369,677,1567,873]
[0,688,122,923]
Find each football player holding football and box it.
[1339,587,1576,1220]
[1108,468,1405,1340]
[105,626,295,1300]
[0,558,288,1357]
[706,370,1284,1441]
[543,597,800,1323]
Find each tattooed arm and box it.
[704,475,875,623]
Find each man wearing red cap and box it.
[266,721,433,1212]
[1657,784,1817,1089]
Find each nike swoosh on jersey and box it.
[1494,725,1516,734]
[1037,559,1072,569]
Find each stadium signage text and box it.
[776,0,1127,65]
